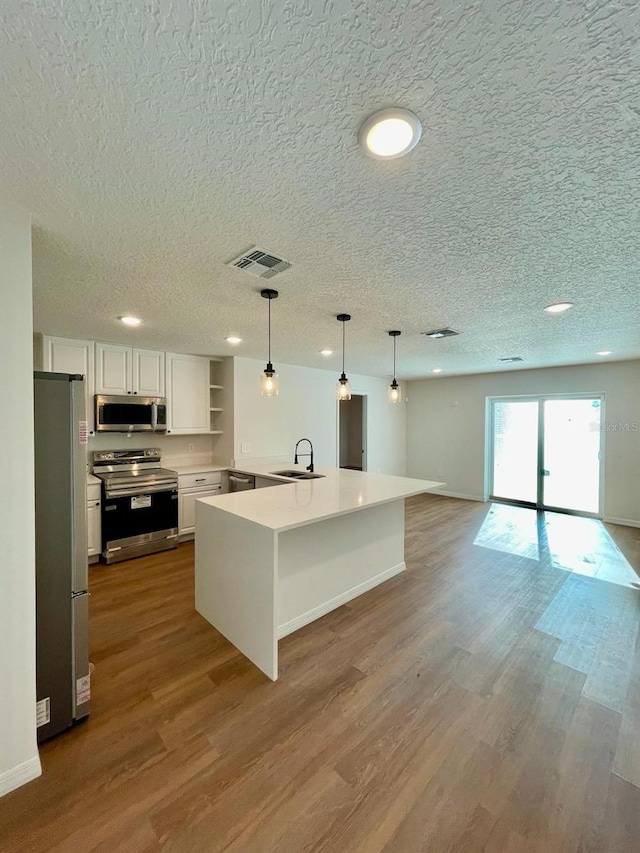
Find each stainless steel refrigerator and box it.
[34,371,90,741]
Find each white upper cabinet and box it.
[40,336,95,434]
[133,348,165,396]
[38,335,217,437]
[165,353,210,434]
[95,343,132,395]
[95,343,164,397]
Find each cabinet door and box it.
[133,349,165,396]
[95,343,133,395]
[41,336,95,435]
[165,353,210,434]
[179,486,221,534]
[87,499,101,556]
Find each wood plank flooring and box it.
[1,495,639,852]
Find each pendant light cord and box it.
[393,334,397,381]
[268,297,272,364]
[342,320,346,374]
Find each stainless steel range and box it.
[92,449,178,564]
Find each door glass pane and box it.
[543,399,601,513]
[492,400,539,503]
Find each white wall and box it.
[0,202,42,795]
[406,361,640,525]
[233,357,407,476]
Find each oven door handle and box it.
[104,483,177,499]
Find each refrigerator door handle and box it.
[71,377,89,594]
[71,591,90,721]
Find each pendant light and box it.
[388,330,402,403]
[260,289,279,396]
[336,314,352,401]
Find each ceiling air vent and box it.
[227,247,291,280]
[499,356,524,363]
[423,328,459,339]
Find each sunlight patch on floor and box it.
[473,503,639,590]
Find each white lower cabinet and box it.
[178,470,223,536]
[87,482,101,560]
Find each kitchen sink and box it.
[269,470,325,480]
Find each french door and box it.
[489,395,603,515]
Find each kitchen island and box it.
[195,464,443,679]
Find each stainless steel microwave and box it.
[94,395,167,432]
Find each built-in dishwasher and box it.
[229,473,255,492]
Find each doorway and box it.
[488,395,603,515]
[339,394,367,471]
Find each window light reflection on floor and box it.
[473,503,639,590]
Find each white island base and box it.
[195,467,442,680]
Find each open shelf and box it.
[209,430,224,435]
[209,407,223,412]
[209,384,223,390]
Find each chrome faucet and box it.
[294,438,314,473]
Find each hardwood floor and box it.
[2,495,639,852]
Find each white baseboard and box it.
[278,561,406,639]
[429,490,486,503]
[603,516,640,528]
[0,756,41,797]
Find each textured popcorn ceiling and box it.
[1,0,639,379]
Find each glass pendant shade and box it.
[388,380,402,403]
[336,314,352,401]
[337,374,352,401]
[388,330,402,404]
[261,364,279,396]
[260,289,279,396]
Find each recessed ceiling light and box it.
[544,302,574,314]
[118,315,142,326]
[225,336,242,345]
[432,368,442,373]
[359,108,422,160]
[319,349,333,357]
[596,350,612,356]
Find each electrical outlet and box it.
[188,443,195,453]
[241,442,251,454]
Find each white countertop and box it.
[171,463,228,475]
[197,464,444,533]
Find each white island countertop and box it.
[169,463,228,475]
[196,465,444,679]
[198,463,444,533]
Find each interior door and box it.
[339,394,367,471]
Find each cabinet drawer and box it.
[178,471,222,490]
[87,483,101,501]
